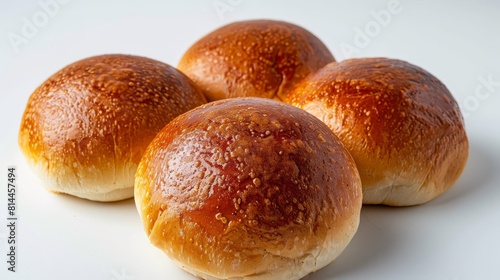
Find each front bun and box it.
[178,20,335,101]
[18,54,207,201]
[285,57,469,206]
[135,98,362,279]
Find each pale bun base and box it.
[286,58,469,206]
[28,156,136,202]
[18,54,207,202]
[300,94,468,206]
[167,212,360,280]
[135,98,362,279]
[51,187,133,202]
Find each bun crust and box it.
[285,58,469,206]
[135,98,362,279]
[178,20,334,101]
[18,54,207,201]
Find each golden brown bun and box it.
[18,54,207,202]
[285,57,469,206]
[135,98,362,279]
[177,20,335,101]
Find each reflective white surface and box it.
[1,1,499,279]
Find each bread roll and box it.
[135,98,362,279]
[18,54,207,202]
[177,20,334,101]
[285,57,469,206]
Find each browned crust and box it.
[285,57,469,206]
[18,54,207,201]
[135,98,361,279]
[178,20,335,101]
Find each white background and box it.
[1,0,500,279]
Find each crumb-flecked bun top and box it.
[178,20,335,101]
[285,57,469,205]
[135,98,362,279]
[19,54,207,201]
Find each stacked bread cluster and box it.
[19,20,468,280]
